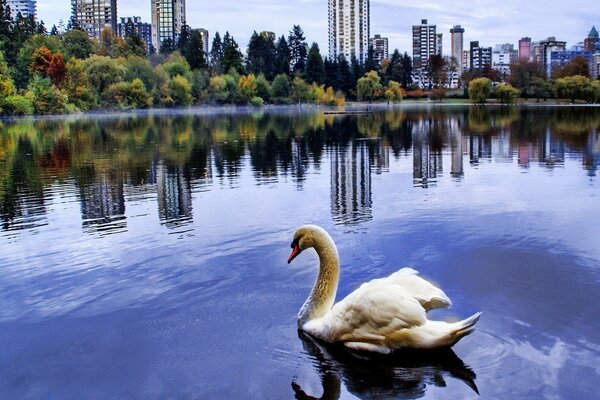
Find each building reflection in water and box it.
[79,169,126,235]
[584,129,599,176]
[330,140,372,225]
[541,128,565,167]
[413,120,443,188]
[450,126,465,178]
[155,161,193,228]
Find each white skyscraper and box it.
[7,0,36,19]
[328,0,370,63]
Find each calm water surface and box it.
[0,105,599,399]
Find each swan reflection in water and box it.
[293,331,478,399]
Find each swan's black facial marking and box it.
[288,237,303,263]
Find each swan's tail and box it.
[449,312,482,344]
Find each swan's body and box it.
[288,225,481,354]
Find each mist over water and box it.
[0,105,598,399]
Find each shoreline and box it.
[2,100,600,122]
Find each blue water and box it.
[0,105,599,399]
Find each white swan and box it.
[288,225,481,354]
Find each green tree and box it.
[305,42,324,84]
[336,54,353,94]
[102,78,152,109]
[255,73,271,102]
[125,32,147,57]
[468,77,492,103]
[271,73,290,101]
[177,24,191,55]
[27,75,68,114]
[364,46,378,73]
[527,76,554,102]
[160,38,174,54]
[209,75,228,103]
[63,29,94,60]
[0,50,16,107]
[81,55,125,95]
[222,31,244,74]
[186,29,207,70]
[555,75,590,102]
[288,25,307,75]
[290,76,310,103]
[357,70,383,102]
[384,80,403,104]
[274,35,291,76]
[159,52,192,80]
[494,83,520,103]
[169,75,193,106]
[64,58,97,110]
[209,31,224,73]
[123,56,159,92]
[246,31,277,80]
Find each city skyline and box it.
[38,1,597,57]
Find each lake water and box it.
[0,105,599,399]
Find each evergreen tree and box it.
[177,24,191,54]
[364,45,378,73]
[246,31,276,80]
[210,32,224,74]
[186,29,207,70]
[324,57,337,88]
[336,54,353,94]
[126,32,147,57]
[305,42,324,84]
[288,25,307,75]
[400,52,413,88]
[0,0,12,56]
[160,38,174,54]
[274,35,291,76]
[386,49,402,83]
[50,24,59,36]
[222,31,244,74]
[66,14,81,31]
[36,20,46,35]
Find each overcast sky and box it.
[38,1,597,55]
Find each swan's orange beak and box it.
[288,245,301,264]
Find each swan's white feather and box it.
[291,226,481,353]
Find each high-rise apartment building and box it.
[470,41,492,71]
[328,0,370,63]
[518,37,532,61]
[412,19,440,70]
[370,34,388,65]
[492,44,517,78]
[151,0,186,51]
[7,0,36,19]
[450,25,465,75]
[117,16,152,54]
[71,0,117,38]
[536,37,566,76]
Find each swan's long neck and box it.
[298,233,340,326]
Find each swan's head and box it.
[288,225,331,264]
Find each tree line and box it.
[0,0,412,116]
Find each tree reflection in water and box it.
[293,331,478,400]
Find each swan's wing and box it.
[381,268,452,311]
[320,279,428,343]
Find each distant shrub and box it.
[250,96,264,107]
[3,95,34,115]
